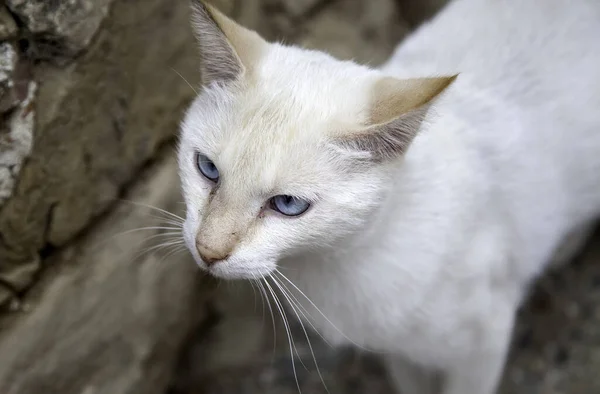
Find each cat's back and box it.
[382,0,600,267]
[384,0,600,102]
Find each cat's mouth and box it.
[182,222,277,280]
[206,261,276,280]
[190,250,278,281]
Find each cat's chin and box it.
[195,256,278,281]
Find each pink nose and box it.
[195,240,228,266]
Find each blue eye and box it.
[196,153,219,182]
[270,195,310,216]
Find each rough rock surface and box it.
[0,152,208,394]
[0,6,18,41]
[0,42,18,111]
[298,0,407,65]
[0,78,36,205]
[6,0,113,60]
[394,0,450,27]
[0,0,201,305]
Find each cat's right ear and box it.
[335,75,457,162]
[190,0,267,86]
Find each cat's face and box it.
[178,1,454,279]
[179,63,388,279]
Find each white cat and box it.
[177,1,600,393]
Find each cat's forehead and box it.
[218,93,334,194]
[181,47,377,193]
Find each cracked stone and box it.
[6,0,114,60]
[0,153,210,394]
[0,43,18,112]
[0,42,31,114]
[0,0,200,305]
[0,6,18,40]
[0,78,36,207]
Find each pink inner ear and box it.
[338,104,432,162]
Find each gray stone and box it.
[280,0,322,17]
[0,0,200,305]
[0,43,18,112]
[298,0,408,65]
[394,0,450,27]
[6,0,114,60]
[0,41,36,210]
[0,43,33,114]
[0,152,209,394]
[0,79,36,206]
[0,6,18,40]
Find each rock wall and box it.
[0,153,210,394]
[0,1,210,393]
[0,0,201,305]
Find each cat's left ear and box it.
[190,0,268,85]
[338,75,457,161]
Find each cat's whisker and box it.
[138,240,185,257]
[138,232,184,246]
[116,226,181,236]
[147,215,184,227]
[271,275,330,394]
[120,199,185,223]
[133,239,186,262]
[272,273,334,348]
[143,210,184,223]
[171,67,199,94]
[250,275,267,331]
[155,244,188,266]
[265,277,309,371]
[94,226,182,248]
[248,280,258,312]
[139,232,184,243]
[263,278,303,393]
[276,265,298,272]
[257,280,267,332]
[274,270,373,352]
[152,243,181,263]
[258,279,278,361]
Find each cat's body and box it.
[179,1,600,393]
[281,1,600,391]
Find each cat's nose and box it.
[195,240,228,266]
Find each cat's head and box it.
[178,0,455,279]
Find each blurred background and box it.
[0,0,598,393]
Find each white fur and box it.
[178,0,600,393]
